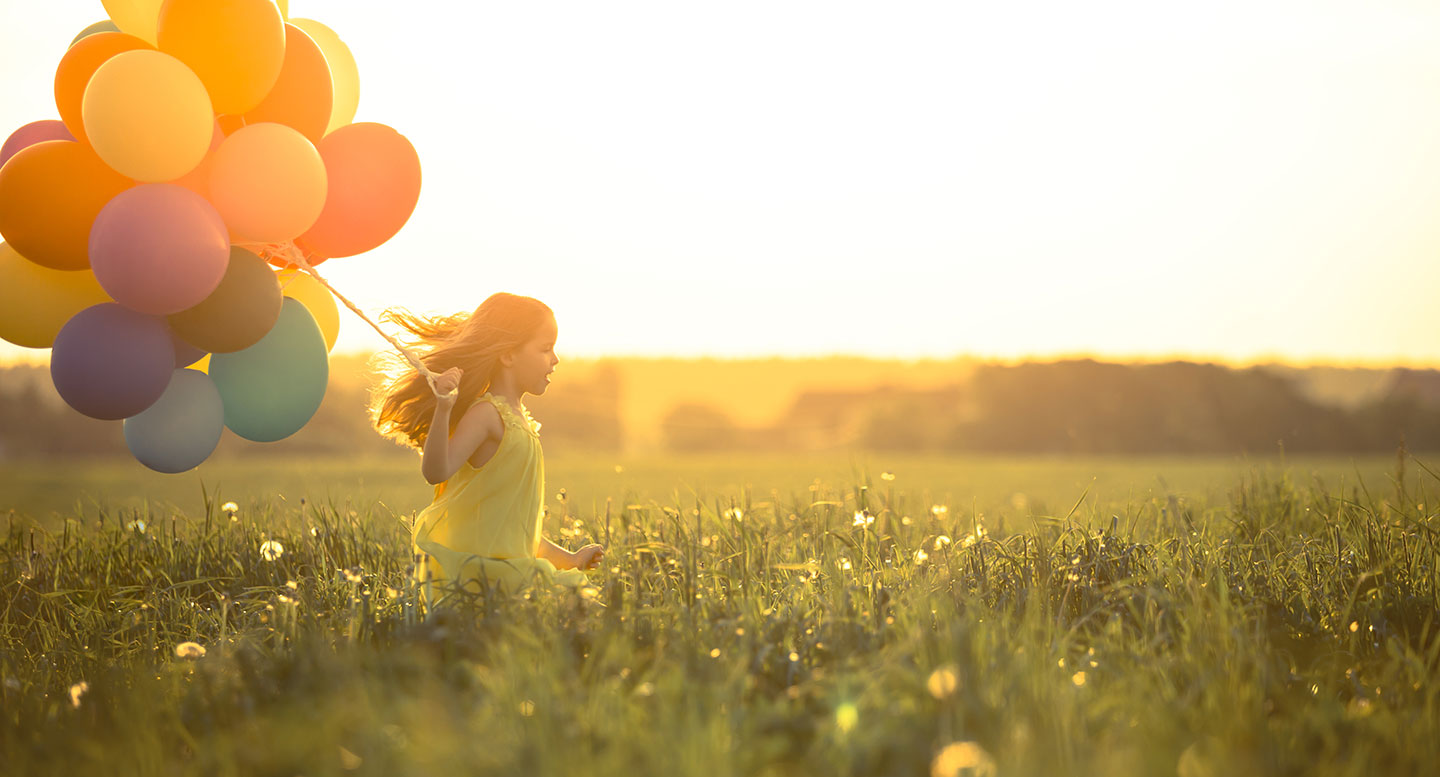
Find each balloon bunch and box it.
[0,0,421,473]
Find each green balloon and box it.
[168,247,282,353]
[210,298,328,442]
[70,20,120,47]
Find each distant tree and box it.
[661,403,738,452]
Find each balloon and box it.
[0,242,112,349]
[51,303,175,420]
[157,0,286,115]
[82,49,213,182]
[191,353,211,374]
[123,368,224,473]
[168,247,283,352]
[102,0,163,45]
[210,298,328,442]
[276,268,339,351]
[170,328,207,367]
[288,19,358,136]
[168,120,225,200]
[89,184,230,315]
[55,31,153,145]
[0,121,76,170]
[0,140,132,270]
[298,123,421,258]
[239,24,333,144]
[275,0,289,19]
[71,21,122,47]
[209,123,327,242]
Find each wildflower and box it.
[69,681,89,708]
[927,665,959,699]
[259,540,284,562]
[840,557,852,571]
[519,700,535,717]
[221,501,238,514]
[789,651,800,662]
[125,519,146,533]
[901,515,913,526]
[962,525,988,548]
[174,641,206,660]
[933,536,952,551]
[710,648,721,658]
[724,507,743,522]
[914,548,929,565]
[931,741,996,777]
[614,464,625,474]
[1072,671,1087,687]
[835,702,858,733]
[634,681,655,697]
[931,504,948,518]
[853,510,874,527]
[881,472,896,481]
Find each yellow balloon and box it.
[210,123,327,243]
[275,268,339,351]
[191,353,211,374]
[289,19,359,136]
[82,50,214,182]
[275,0,288,19]
[102,0,163,45]
[0,243,112,349]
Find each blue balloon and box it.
[210,298,328,442]
[51,303,174,420]
[123,369,223,473]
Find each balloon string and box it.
[241,241,451,400]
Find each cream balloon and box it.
[209,123,327,242]
[81,50,213,182]
[288,19,359,136]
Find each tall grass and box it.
[2,454,1437,776]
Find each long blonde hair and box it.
[369,292,554,450]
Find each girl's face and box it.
[506,316,559,395]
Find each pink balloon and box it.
[0,120,76,170]
[89,184,230,315]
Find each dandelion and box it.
[735,627,745,636]
[259,540,284,562]
[881,472,896,481]
[931,504,948,518]
[927,665,959,699]
[962,525,988,548]
[931,741,997,777]
[914,548,929,565]
[933,535,952,551]
[853,510,874,527]
[221,501,238,514]
[68,681,89,708]
[1349,621,1359,633]
[710,648,721,658]
[634,681,655,697]
[901,515,913,526]
[840,557,852,571]
[789,651,800,662]
[724,507,744,522]
[835,702,858,733]
[125,519,146,533]
[519,700,535,717]
[614,464,625,474]
[174,641,206,660]
[1072,671,1087,687]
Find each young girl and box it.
[370,292,604,602]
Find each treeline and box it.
[3,357,1439,457]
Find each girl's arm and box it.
[538,537,579,569]
[420,369,498,485]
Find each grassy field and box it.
[2,451,1437,775]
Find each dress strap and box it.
[475,392,542,437]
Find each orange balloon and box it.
[157,0,285,115]
[299,123,422,259]
[0,141,133,271]
[53,31,153,144]
[239,24,333,144]
[209,122,327,243]
[169,120,225,200]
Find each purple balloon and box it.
[0,120,76,170]
[89,184,230,316]
[51,303,175,420]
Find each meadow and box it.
[2,451,1436,776]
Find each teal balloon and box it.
[210,298,328,442]
[123,368,224,473]
[70,21,120,47]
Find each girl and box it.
[370,292,604,602]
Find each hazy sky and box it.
[3,0,1440,365]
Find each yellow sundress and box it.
[412,391,589,602]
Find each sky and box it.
[3,0,1440,366]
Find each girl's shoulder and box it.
[473,392,542,437]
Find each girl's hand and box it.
[434,367,462,409]
[572,544,605,570]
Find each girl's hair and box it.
[369,292,553,451]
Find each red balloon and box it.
[298,123,421,259]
